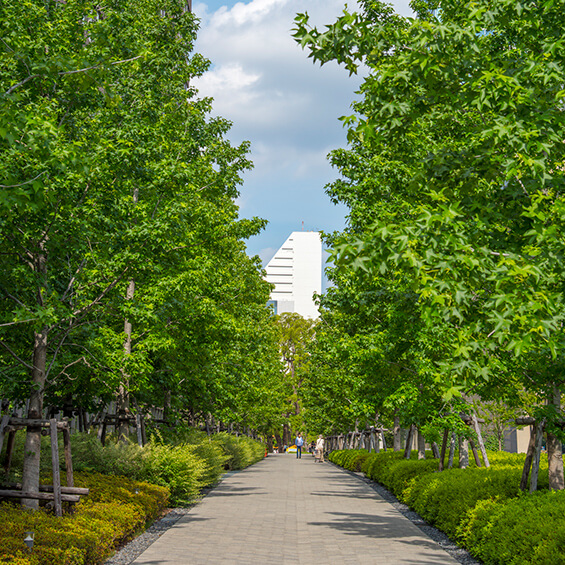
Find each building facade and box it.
[265,231,322,319]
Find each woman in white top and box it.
[315,435,325,463]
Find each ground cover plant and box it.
[330,449,560,564]
[0,430,266,564]
[0,472,169,565]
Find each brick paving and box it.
[132,453,459,564]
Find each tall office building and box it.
[265,231,322,319]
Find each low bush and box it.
[328,449,370,472]
[211,433,265,470]
[70,430,264,505]
[0,471,169,565]
[461,492,565,564]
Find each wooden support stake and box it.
[50,419,63,517]
[62,427,74,488]
[520,425,536,491]
[0,490,80,503]
[469,439,481,467]
[439,429,449,471]
[4,431,15,475]
[471,413,490,468]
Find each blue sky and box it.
[192,0,412,265]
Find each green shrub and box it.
[328,449,370,471]
[0,471,168,565]
[461,492,565,565]
[141,441,208,505]
[211,433,265,470]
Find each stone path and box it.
[132,453,459,564]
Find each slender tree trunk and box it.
[404,424,415,459]
[530,419,545,492]
[459,436,469,469]
[393,413,401,451]
[439,429,449,471]
[547,384,564,491]
[520,425,536,491]
[117,187,138,441]
[417,428,426,460]
[21,327,48,510]
[163,388,172,424]
[448,432,456,469]
[117,277,135,441]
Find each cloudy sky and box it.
[192,0,412,265]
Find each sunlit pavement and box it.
[132,453,458,564]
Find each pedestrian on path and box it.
[295,432,304,459]
[315,435,325,462]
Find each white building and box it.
[265,231,322,319]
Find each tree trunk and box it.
[530,419,545,492]
[439,429,449,471]
[117,187,138,441]
[404,424,415,459]
[163,388,172,424]
[547,384,564,490]
[448,432,456,469]
[459,436,469,469]
[117,277,135,441]
[520,425,536,491]
[393,413,401,451]
[282,422,291,448]
[21,327,48,510]
[417,428,426,460]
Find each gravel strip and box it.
[104,506,194,565]
[336,465,482,565]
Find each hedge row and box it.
[329,449,565,564]
[0,472,169,565]
[6,429,266,506]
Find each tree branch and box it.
[0,171,46,188]
[61,258,88,302]
[0,318,38,328]
[0,339,34,371]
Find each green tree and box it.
[294,0,565,487]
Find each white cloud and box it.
[192,0,411,256]
[212,0,289,26]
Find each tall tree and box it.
[294,0,565,487]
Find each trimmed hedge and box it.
[329,449,561,564]
[0,471,169,565]
[69,431,265,505]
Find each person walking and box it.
[315,435,325,463]
[295,432,304,459]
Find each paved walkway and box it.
[132,454,459,564]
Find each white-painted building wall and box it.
[265,231,322,319]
